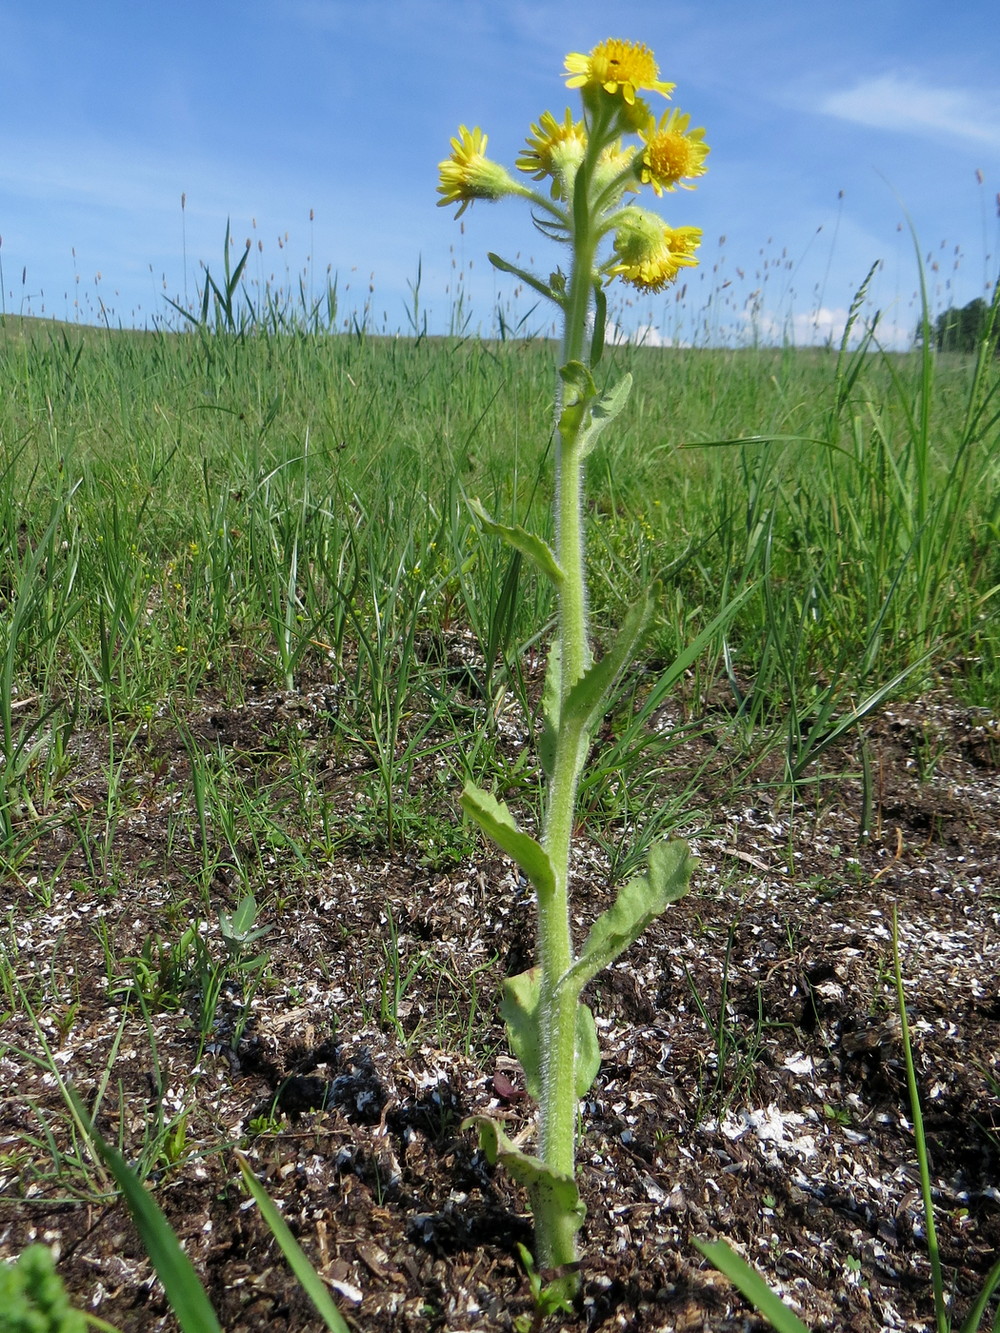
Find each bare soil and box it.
[1,663,999,1332]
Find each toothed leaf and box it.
[559,839,693,997]
[464,1116,586,1232]
[560,371,632,458]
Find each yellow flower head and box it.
[637,109,709,195]
[516,109,587,199]
[564,39,674,106]
[610,207,701,292]
[437,125,517,217]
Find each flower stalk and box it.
[442,38,706,1293]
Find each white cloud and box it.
[739,305,914,352]
[604,318,692,349]
[820,74,1000,149]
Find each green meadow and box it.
[1,305,996,832]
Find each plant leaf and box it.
[500,969,544,1099]
[591,373,632,431]
[558,840,693,998]
[500,968,600,1100]
[236,1154,351,1332]
[567,372,633,459]
[574,997,601,1097]
[460,783,556,900]
[562,583,660,740]
[488,252,560,305]
[692,1238,812,1333]
[464,1116,586,1233]
[65,1087,222,1333]
[467,497,564,587]
[557,361,598,441]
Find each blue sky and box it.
[2,0,998,347]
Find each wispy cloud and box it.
[820,75,1000,149]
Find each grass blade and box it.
[692,1237,812,1333]
[236,1153,351,1332]
[65,1087,222,1333]
[891,909,947,1332]
[957,1254,1000,1333]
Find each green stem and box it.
[534,436,590,1276]
[555,423,591,691]
[532,109,614,1276]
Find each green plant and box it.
[0,484,82,849]
[377,903,429,1042]
[513,1241,575,1332]
[441,38,706,1293]
[112,927,202,1012]
[218,893,273,969]
[0,1242,119,1333]
[684,925,770,1120]
[113,896,270,1043]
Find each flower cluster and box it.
[437,38,709,295]
[441,36,706,1296]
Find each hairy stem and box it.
[533,127,607,1276]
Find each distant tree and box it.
[926,294,998,355]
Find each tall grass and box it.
[0,280,997,867]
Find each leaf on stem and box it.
[562,582,660,740]
[488,252,562,306]
[467,497,564,587]
[589,373,633,434]
[558,366,633,458]
[501,968,601,1100]
[557,361,597,441]
[558,839,693,998]
[460,782,556,900]
[464,1115,586,1233]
